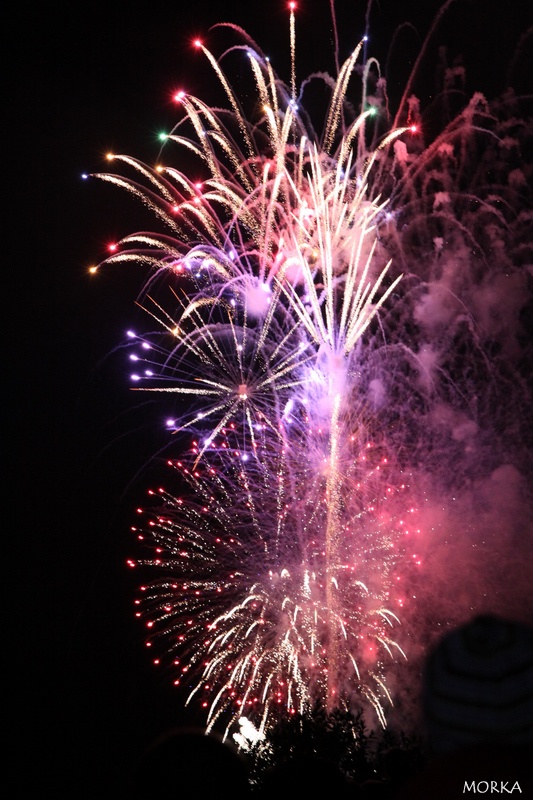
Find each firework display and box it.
[89,7,533,740]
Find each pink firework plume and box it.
[89,6,533,740]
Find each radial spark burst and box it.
[90,6,533,740]
[131,430,416,734]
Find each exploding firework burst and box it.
[89,5,533,740]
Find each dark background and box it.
[3,1,531,795]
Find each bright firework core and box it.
[92,8,533,741]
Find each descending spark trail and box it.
[89,6,533,740]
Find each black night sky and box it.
[4,1,532,796]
